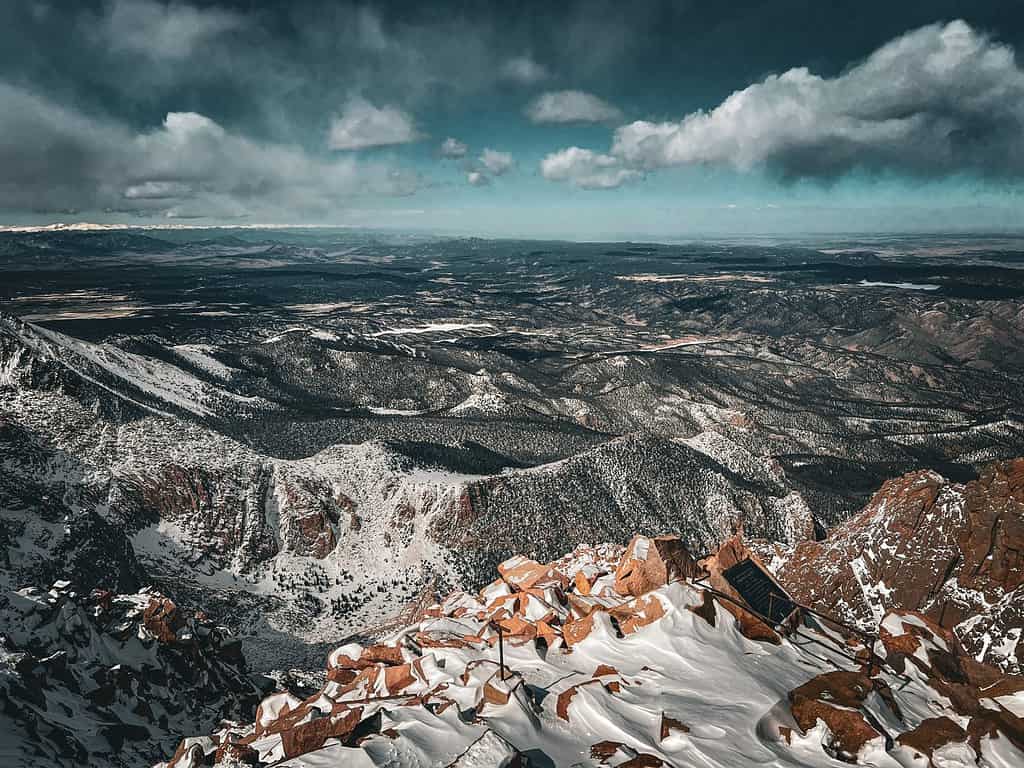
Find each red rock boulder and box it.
[614,535,700,597]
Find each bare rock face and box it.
[786,609,1024,764]
[772,459,1024,672]
[116,460,280,570]
[875,611,1024,755]
[271,472,345,559]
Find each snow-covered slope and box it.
[1,314,264,420]
[158,536,1024,768]
[1,312,822,664]
[0,582,267,768]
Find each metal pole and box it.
[497,623,506,680]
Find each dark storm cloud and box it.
[96,0,247,60]
[0,1,673,132]
[0,83,132,212]
[0,0,600,217]
[6,1,1024,216]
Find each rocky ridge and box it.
[156,534,1024,768]
[766,459,1024,674]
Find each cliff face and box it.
[771,459,1024,672]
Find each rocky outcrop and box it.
[789,671,894,761]
[698,535,788,643]
[784,607,1024,765]
[771,459,1024,672]
[614,535,700,597]
[158,535,1024,768]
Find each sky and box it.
[4,0,1024,237]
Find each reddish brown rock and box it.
[590,740,622,760]
[333,667,381,700]
[326,667,358,685]
[498,614,538,643]
[701,534,753,575]
[130,463,279,567]
[588,741,664,767]
[699,535,792,638]
[534,619,560,645]
[497,555,568,592]
[619,755,665,767]
[272,475,346,559]
[143,597,184,644]
[567,593,614,618]
[896,717,968,763]
[214,740,259,765]
[481,677,511,706]
[292,509,337,559]
[610,594,666,635]
[687,590,718,626]
[562,614,596,647]
[574,569,597,595]
[660,714,689,740]
[383,663,417,693]
[330,644,405,670]
[280,708,362,759]
[789,671,889,761]
[362,644,405,666]
[773,460,1024,670]
[875,610,1024,727]
[166,741,206,768]
[614,535,701,597]
[967,710,1024,753]
[720,600,781,644]
[556,686,579,721]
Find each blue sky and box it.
[3,1,1024,237]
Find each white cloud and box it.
[101,0,244,60]
[122,180,193,199]
[466,171,489,186]
[525,90,622,124]
[440,137,468,158]
[0,82,421,218]
[540,147,639,190]
[610,20,1024,180]
[327,98,420,151]
[479,148,513,176]
[500,55,548,84]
